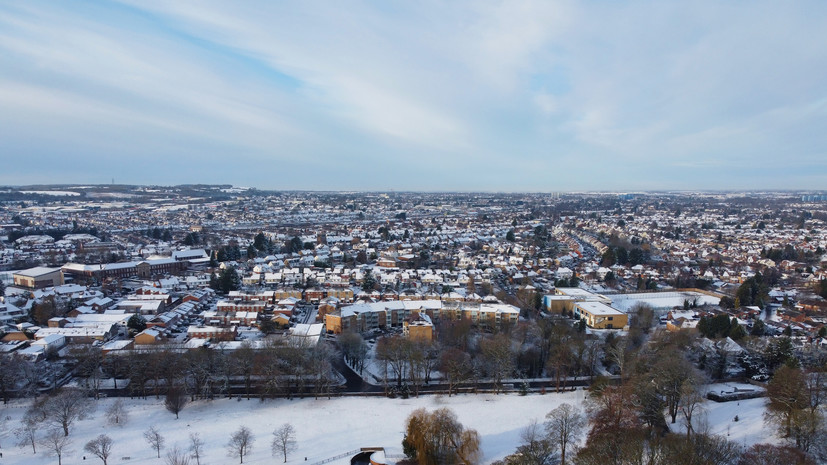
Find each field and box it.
[0,384,777,465]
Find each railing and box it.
[309,449,360,465]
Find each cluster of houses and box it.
[2,189,827,367]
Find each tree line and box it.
[0,338,336,404]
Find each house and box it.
[134,328,164,345]
[0,301,26,325]
[17,334,65,361]
[273,313,290,328]
[555,267,573,280]
[101,339,134,355]
[114,299,165,315]
[186,325,237,341]
[304,288,325,303]
[34,326,114,344]
[1,330,30,343]
[377,257,397,268]
[217,300,267,313]
[289,323,324,346]
[85,297,114,312]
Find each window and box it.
[608,317,613,320]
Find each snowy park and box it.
[0,384,778,465]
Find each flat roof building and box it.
[574,301,628,330]
[13,267,64,289]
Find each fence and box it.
[309,449,360,465]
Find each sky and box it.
[1,1,826,192]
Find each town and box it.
[2,185,827,464]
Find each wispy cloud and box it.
[0,1,825,190]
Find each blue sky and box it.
[1,1,825,191]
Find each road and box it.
[327,352,606,396]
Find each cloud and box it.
[0,1,825,190]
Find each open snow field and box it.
[610,291,721,312]
[0,387,776,465]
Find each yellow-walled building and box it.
[574,301,628,329]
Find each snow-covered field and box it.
[0,387,776,465]
[19,190,80,196]
[611,291,721,312]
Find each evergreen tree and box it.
[218,266,241,294]
[127,314,147,332]
[736,273,770,308]
[600,248,616,267]
[629,248,645,266]
[362,269,376,292]
[729,320,746,340]
[750,318,766,336]
[615,246,629,265]
[253,232,268,251]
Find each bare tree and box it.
[439,348,472,396]
[741,443,814,465]
[227,426,254,464]
[309,344,334,399]
[516,419,557,465]
[340,331,369,375]
[15,416,39,454]
[606,337,629,380]
[271,423,297,463]
[679,376,706,438]
[0,412,6,448]
[0,354,23,404]
[43,387,93,436]
[407,342,425,396]
[105,398,128,426]
[545,403,586,465]
[376,336,410,388]
[40,429,72,465]
[144,425,166,458]
[231,342,256,399]
[165,385,188,419]
[165,445,191,465]
[653,353,696,424]
[70,345,105,399]
[184,347,219,400]
[189,433,205,465]
[480,335,514,394]
[420,341,441,384]
[258,343,284,399]
[84,434,113,465]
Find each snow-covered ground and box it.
[611,291,721,312]
[704,397,777,446]
[0,386,776,465]
[19,190,80,196]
